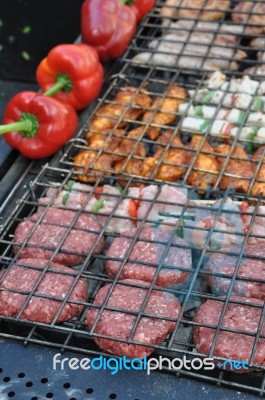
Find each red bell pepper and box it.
[36,43,104,110]
[130,0,156,21]
[128,199,140,219]
[0,91,78,159]
[81,0,155,61]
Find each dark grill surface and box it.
[1,0,265,397]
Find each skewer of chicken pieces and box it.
[73,83,265,195]
[74,86,153,183]
[214,144,253,193]
[75,130,220,192]
[214,143,265,197]
[155,134,265,195]
[155,132,219,191]
[154,130,188,181]
[142,85,187,140]
[152,126,265,195]
[114,129,188,185]
[73,84,187,183]
[185,135,219,192]
[74,127,265,195]
[74,127,148,183]
[249,146,265,196]
[89,86,153,131]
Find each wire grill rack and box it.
[1,0,265,397]
[61,65,265,198]
[59,0,265,197]
[0,162,265,395]
[124,0,265,77]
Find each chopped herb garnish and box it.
[0,19,3,27]
[202,91,214,104]
[65,180,75,190]
[238,111,247,125]
[116,185,128,196]
[0,44,3,52]
[252,96,263,112]
[22,26,31,34]
[247,128,259,142]
[62,192,70,205]
[245,128,259,152]
[21,51,30,61]
[199,119,211,132]
[62,180,75,205]
[176,219,185,239]
[92,197,105,212]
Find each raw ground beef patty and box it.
[85,279,181,358]
[13,208,105,266]
[205,245,265,300]
[0,258,88,323]
[193,297,265,372]
[105,227,192,287]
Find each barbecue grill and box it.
[1,1,265,399]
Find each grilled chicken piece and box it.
[90,87,152,131]
[244,65,265,80]
[133,51,241,71]
[114,157,157,185]
[86,129,126,149]
[155,131,187,181]
[159,0,178,19]
[232,1,265,35]
[74,150,114,183]
[90,104,129,131]
[214,144,252,193]
[142,85,187,140]
[160,0,230,21]
[83,127,146,178]
[165,20,244,43]
[86,129,127,163]
[186,135,219,191]
[133,33,246,72]
[116,127,146,158]
[250,37,265,50]
[251,146,265,196]
[115,86,152,109]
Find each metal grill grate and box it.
[124,0,265,77]
[60,66,265,198]
[0,162,265,395]
[1,0,265,397]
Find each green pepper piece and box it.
[238,111,247,125]
[62,180,75,205]
[199,119,211,132]
[194,105,203,117]
[245,128,259,152]
[176,219,185,239]
[252,96,263,112]
[92,197,105,212]
[202,91,215,104]
[247,129,258,142]
[115,185,129,196]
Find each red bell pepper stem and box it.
[0,113,39,138]
[2,91,78,159]
[43,73,73,97]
